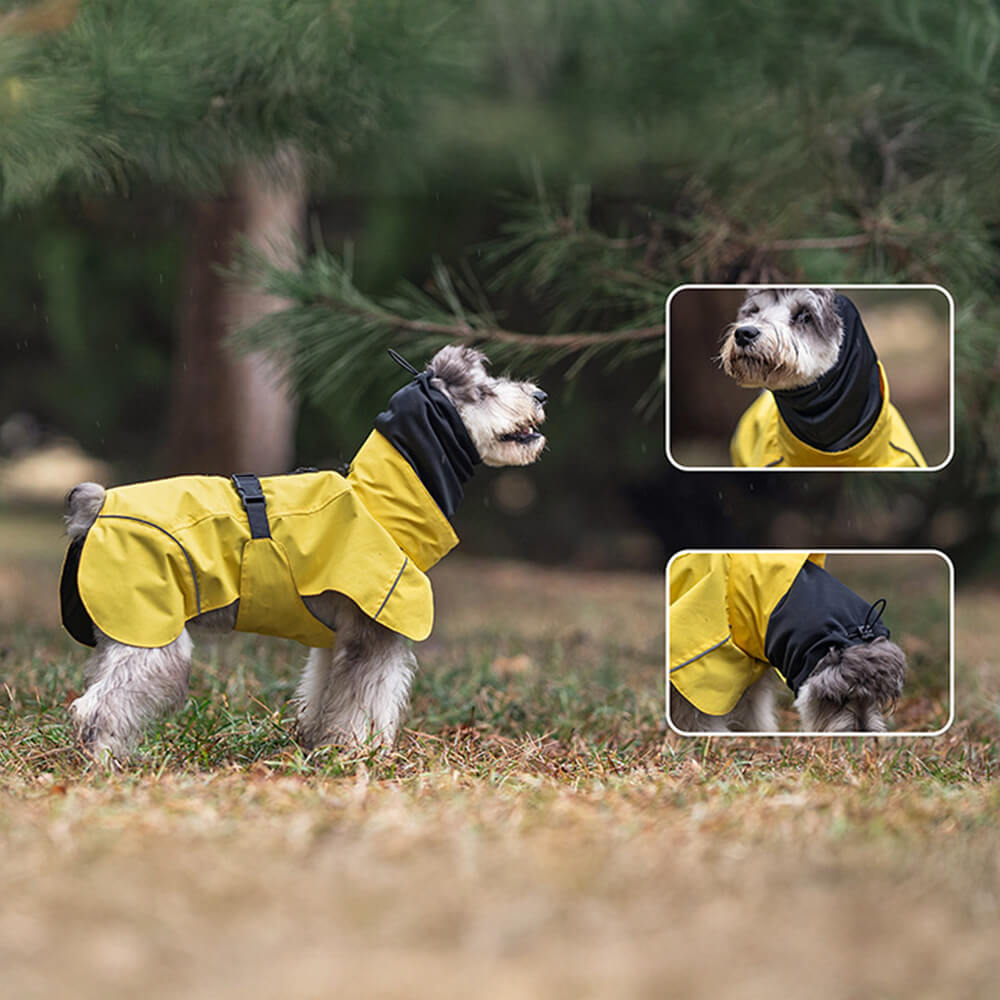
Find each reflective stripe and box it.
[374,557,408,622]
[670,634,731,672]
[99,514,202,615]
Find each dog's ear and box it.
[426,345,491,404]
[808,638,907,711]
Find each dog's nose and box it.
[533,389,548,405]
[734,325,761,347]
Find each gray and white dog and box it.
[63,346,547,762]
[720,286,925,467]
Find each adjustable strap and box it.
[387,348,421,376]
[231,474,271,539]
[848,597,888,642]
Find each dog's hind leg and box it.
[70,630,192,763]
[668,686,732,733]
[727,670,781,732]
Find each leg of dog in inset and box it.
[670,671,781,733]
[69,630,192,761]
[295,593,417,749]
[795,638,906,733]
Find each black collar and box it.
[774,294,882,452]
[765,560,891,695]
[373,372,481,521]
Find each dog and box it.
[721,287,926,467]
[61,345,547,762]
[668,553,907,733]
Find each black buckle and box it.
[231,474,271,539]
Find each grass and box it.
[1,510,998,998]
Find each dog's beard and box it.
[720,339,801,389]
[795,689,889,732]
[793,639,906,732]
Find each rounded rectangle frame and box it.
[665,284,955,472]
[665,548,955,738]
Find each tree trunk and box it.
[163,151,305,475]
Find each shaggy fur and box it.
[670,638,907,734]
[66,345,547,763]
[720,287,843,390]
[794,638,906,733]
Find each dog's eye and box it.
[742,303,759,316]
[792,308,813,325]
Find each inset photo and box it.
[667,550,952,736]
[666,285,952,470]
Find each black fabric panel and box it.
[774,294,883,451]
[373,372,481,521]
[60,537,97,648]
[764,560,890,694]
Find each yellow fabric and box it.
[730,362,927,468]
[347,430,459,573]
[669,552,825,715]
[77,442,458,649]
[233,538,335,647]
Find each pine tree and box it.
[4,1,999,558]
[0,0,460,470]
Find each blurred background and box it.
[1,0,999,579]
[669,286,951,468]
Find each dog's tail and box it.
[66,482,106,539]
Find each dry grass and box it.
[1,510,998,998]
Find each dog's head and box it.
[793,637,907,732]
[426,345,547,467]
[720,287,843,390]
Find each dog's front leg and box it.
[295,609,416,750]
[294,644,336,748]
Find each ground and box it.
[0,509,997,998]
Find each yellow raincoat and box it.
[61,430,458,649]
[730,363,926,468]
[669,552,826,715]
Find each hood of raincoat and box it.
[774,294,883,452]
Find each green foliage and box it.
[3,0,1000,557]
[0,0,461,204]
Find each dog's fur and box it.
[670,637,907,734]
[66,346,546,762]
[720,287,843,390]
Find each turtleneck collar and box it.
[774,294,883,452]
[764,560,891,695]
[373,372,481,521]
